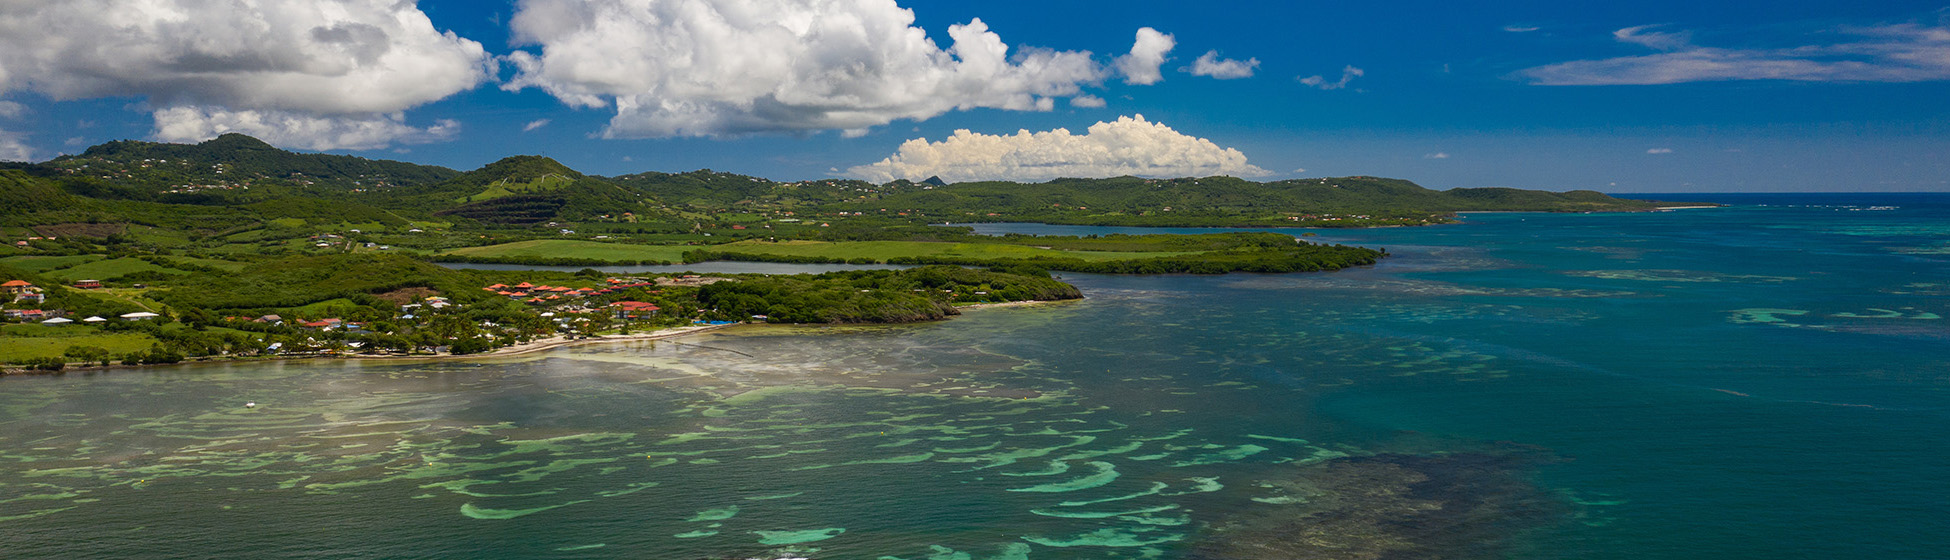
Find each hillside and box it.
[44,134,458,194]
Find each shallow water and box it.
[4,194,1947,558]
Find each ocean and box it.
[2,193,1945,559]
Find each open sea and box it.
[3,193,1946,559]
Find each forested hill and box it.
[835,175,1677,226]
[3,134,1699,232]
[44,133,458,192]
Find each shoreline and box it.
[1,323,738,376]
[954,298,1080,311]
[3,299,1072,376]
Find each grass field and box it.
[0,254,103,273]
[444,240,692,262]
[167,256,250,271]
[711,240,1197,262]
[38,258,189,282]
[0,326,159,363]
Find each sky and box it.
[1,0,1947,192]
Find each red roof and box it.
[1,280,31,287]
[487,283,508,289]
[514,282,534,288]
[608,301,660,311]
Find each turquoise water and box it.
[3,194,1946,558]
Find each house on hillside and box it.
[73,279,102,289]
[1,280,33,296]
[5,309,53,320]
[254,314,282,325]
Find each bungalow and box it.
[15,291,45,304]
[300,318,343,330]
[1,279,33,295]
[609,301,661,319]
[73,279,102,289]
[255,314,282,324]
[119,312,158,320]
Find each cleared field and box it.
[1,254,103,273]
[444,240,692,262]
[0,328,159,363]
[712,240,1197,262]
[40,258,190,282]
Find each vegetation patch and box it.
[0,255,104,273]
[0,329,159,363]
[442,239,690,264]
[31,223,127,239]
[710,240,1193,262]
[40,257,189,282]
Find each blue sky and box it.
[1,1,1946,192]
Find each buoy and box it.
[245,402,256,409]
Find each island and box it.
[1,134,1698,372]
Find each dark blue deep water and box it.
[3,194,1946,558]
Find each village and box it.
[0,272,744,371]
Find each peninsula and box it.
[2,134,1694,371]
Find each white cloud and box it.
[1521,20,1950,85]
[1187,51,1259,79]
[0,128,33,161]
[1070,94,1107,108]
[845,114,1270,183]
[1424,152,1450,159]
[152,107,459,151]
[1503,25,1541,33]
[503,0,1112,138]
[523,119,552,132]
[1646,148,1674,154]
[1299,65,1365,90]
[0,100,23,118]
[1115,27,1175,85]
[0,0,492,149]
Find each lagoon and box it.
[3,193,1946,558]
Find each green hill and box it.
[45,133,458,194]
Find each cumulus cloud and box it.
[503,0,1112,138]
[1070,94,1107,108]
[0,128,33,161]
[1187,51,1259,79]
[0,101,23,118]
[523,119,552,132]
[1646,147,1674,154]
[0,0,492,148]
[1521,19,1950,85]
[1115,27,1176,85]
[844,114,1270,183]
[152,107,459,151]
[1424,152,1450,159]
[1299,65,1365,90]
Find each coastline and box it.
[954,298,1081,311]
[4,299,1073,376]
